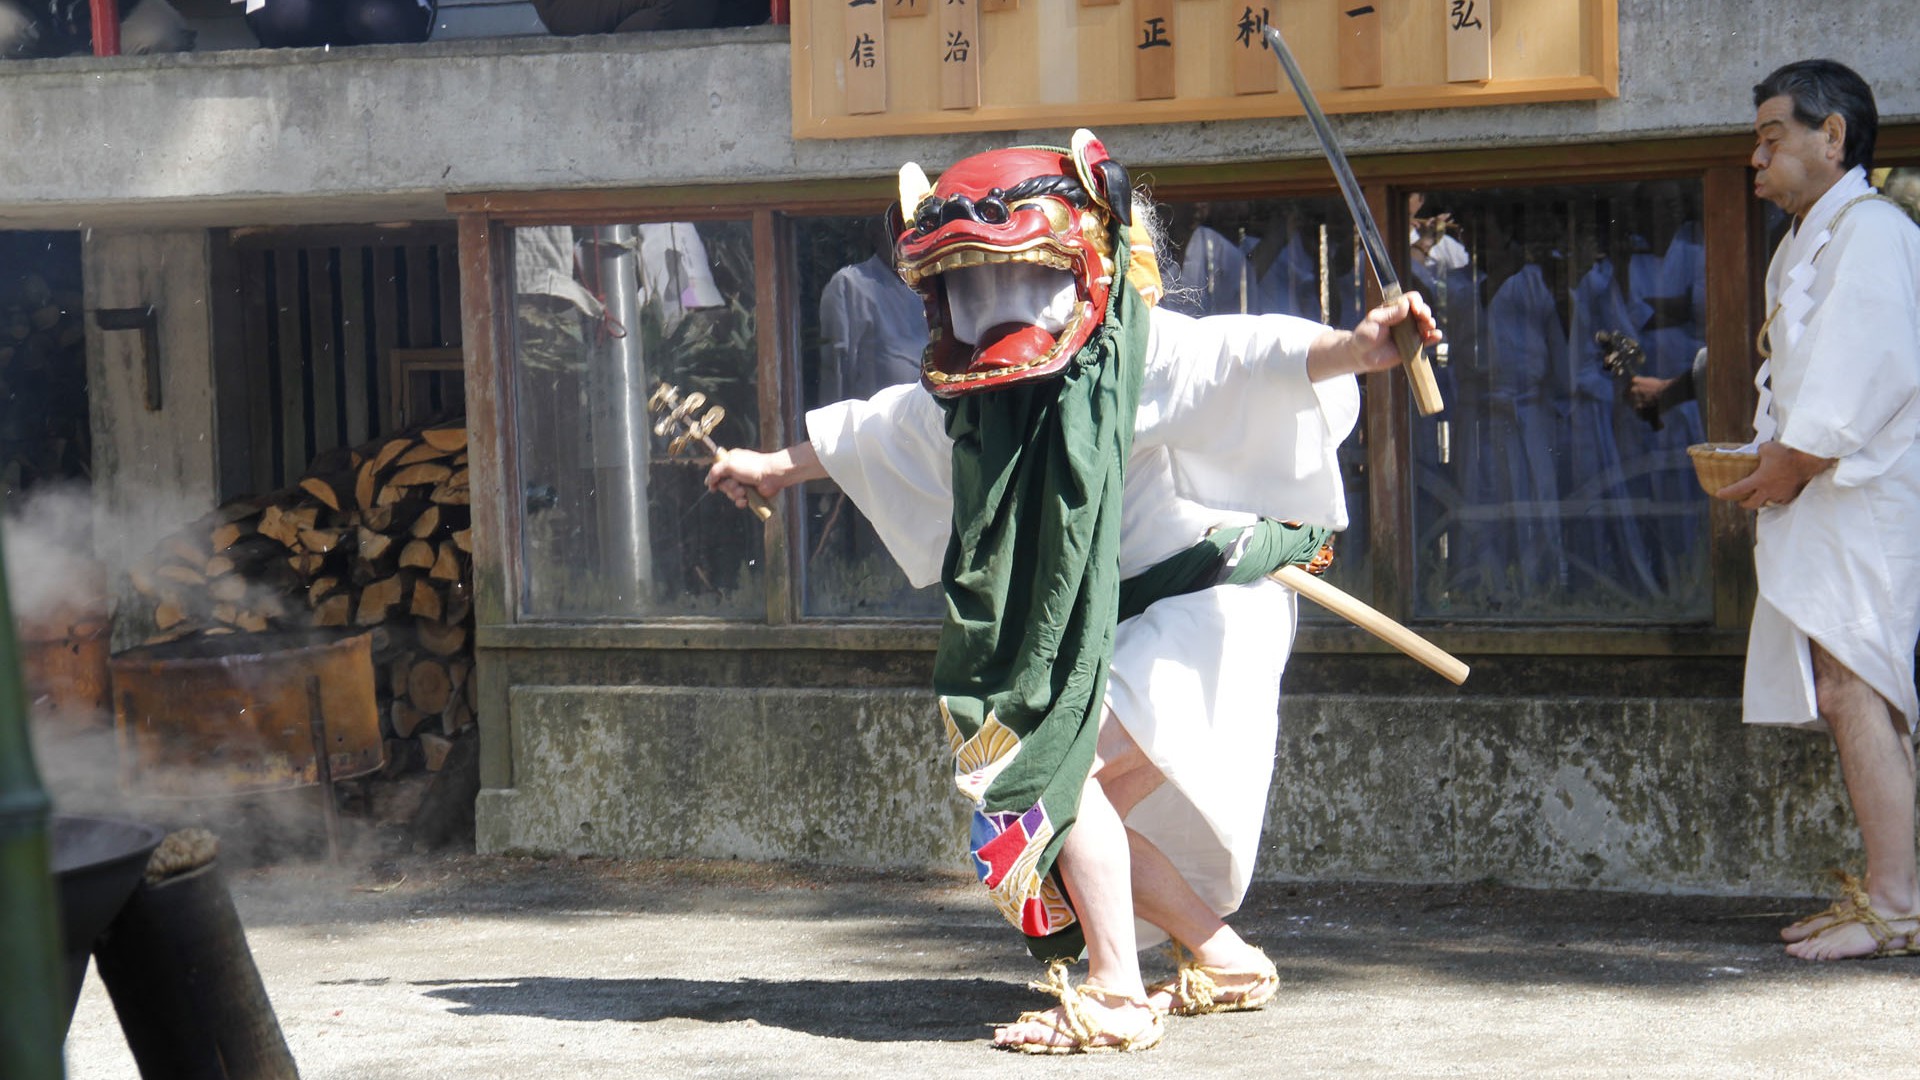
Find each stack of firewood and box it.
[127,424,475,773]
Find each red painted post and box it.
[90,0,120,56]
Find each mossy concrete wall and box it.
[1266,696,1848,894]
[479,686,971,868]
[477,683,1859,897]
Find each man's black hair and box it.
[1753,59,1879,173]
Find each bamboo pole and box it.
[0,516,66,1080]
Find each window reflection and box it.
[1408,182,1712,621]
[794,214,940,618]
[509,222,763,618]
[793,199,1374,618]
[1160,198,1373,603]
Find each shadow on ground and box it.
[402,975,1031,1042]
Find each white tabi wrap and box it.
[1745,166,1920,732]
[807,305,1358,944]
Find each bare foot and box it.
[1785,909,1920,961]
[991,985,1163,1053]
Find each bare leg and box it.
[1092,715,1273,1008]
[1786,644,1920,961]
[990,747,1154,1049]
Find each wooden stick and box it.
[1270,565,1469,685]
[305,676,342,864]
[709,446,775,522]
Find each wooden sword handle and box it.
[1381,282,1445,417]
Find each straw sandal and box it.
[993,961,1166,1055]
[1798,873,1920,960]
[1781,898,1854,942]
[1148,942,1280,1016]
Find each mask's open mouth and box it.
[943,262,1078,344]
[890,145,1124,397]
[904,241,1100,397]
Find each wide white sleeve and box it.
[1778,208,1920,486]
[1133,306,1360,528]
[804,383,954,588]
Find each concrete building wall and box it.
[0,0,1912,228]
[479,687,972,867]
[477,684,1853,898]
[81,230,221,647]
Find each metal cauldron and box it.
[110,629,384,798]
[50,814,166,1035]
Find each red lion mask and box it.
[892,130,1150,398]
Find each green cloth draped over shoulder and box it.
[932,227,1147,961]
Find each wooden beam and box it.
[372,247,402,430]
[457,212,511,631]
[1363,180,1412,620]
[340,245,371,447]
[1702,164,1757,633]
[273,249,307,481]
[307,247,340,454]
[754,210,795,626]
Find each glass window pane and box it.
[1159,197,1374,603]
[792,214,942,618]
[508,222,764,619]
[1407,182,1711,621]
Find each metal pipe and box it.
[588,225,651,612]
[89,0,120,56]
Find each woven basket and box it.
[1687,442,1759,496]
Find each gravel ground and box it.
[61,853,1920,1079]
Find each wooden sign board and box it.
[1445,0,1493,81]
[1229,4,1276,95]
[1338,3,1384,89]
[1134,0,1176,100]
[793,0,1616,139]
[843,0,887,115]
[938,0,981,110]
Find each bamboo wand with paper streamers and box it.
[647,382,774,522]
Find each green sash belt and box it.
[1117,520,1333,624]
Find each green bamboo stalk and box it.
[0,511,64,1080]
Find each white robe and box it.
[1744,167,1920,732]
[807,305,1357,943]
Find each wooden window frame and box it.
[453,125,1920,659]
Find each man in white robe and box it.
[1719,59,1920,961]
[707,148,1439,1047]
